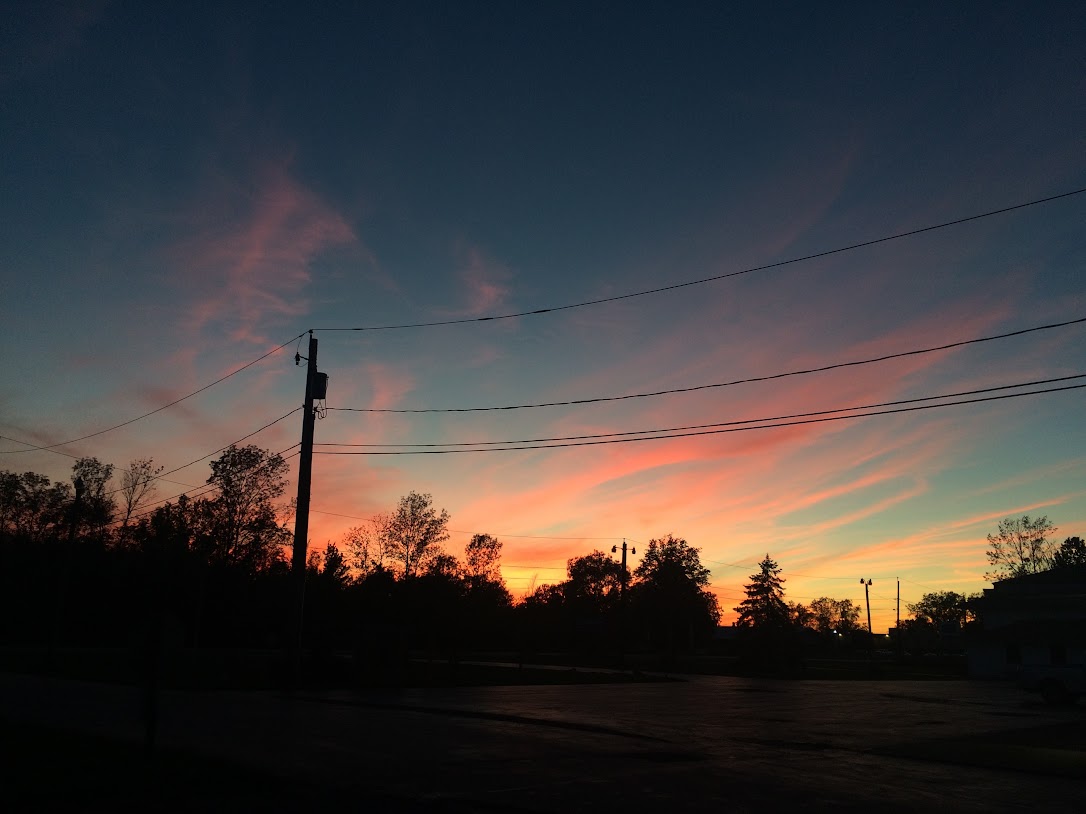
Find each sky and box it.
[2,1,1085,631]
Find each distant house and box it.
[967,565,1086,679]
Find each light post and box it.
[860,578,873,634]
[860,578,874,670]
[612,540,636,669]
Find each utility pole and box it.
[612,539,634,601]
[288,331,320,686]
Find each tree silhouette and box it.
[807,597,861,634]
[423,551,461,578]
[631,535,720,650]
[71,457,115,539]
[119,457,163,528]
[734,554,789,630]
[1052,536,1086,568]
[984,515,1057,581]
[0,471,69,541]
[385,491,450,578]
[321,542,351,588]
[907,591,968,627]
[342,512,393,577]
[565,550,624,612]
[464,533,503,583]
[195,445,291,571]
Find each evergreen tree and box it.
[734,554,789,630]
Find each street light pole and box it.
[612,540,635,669]
[861,578,873,634]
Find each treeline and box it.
[0,447,295,650]
[5,445,1078,679]
[0,447,722,672]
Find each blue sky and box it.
[2,2,1084,627]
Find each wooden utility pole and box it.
[288,331,319,686]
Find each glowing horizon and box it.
[3,5,1085,637]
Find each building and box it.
[967,565,1086,679]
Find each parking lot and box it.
[1,670,1082,811]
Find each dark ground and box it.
[1,666,1082,812]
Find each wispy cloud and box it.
[440,245,514,318]
[167,162,356,345]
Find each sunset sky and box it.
[2,2,1084,630]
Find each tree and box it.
[120,457,163,527]
[196,445,291,570]
[0,471,70,541]
[71,457,115,537]
[385,491,450,578]
[734,554,789,630]
[321,542,351,588]
[789,601,813,629]
[565,550,624,611]
[907,591,967,628]
[0,471,21,536]
[464,533,503,583]
[342,512,393,577]
[631,535,721,641]
[984,515,1057,581]
[423,550,461,578]
[807,597,861,634]
[1052,536,1086,569]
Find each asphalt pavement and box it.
[1,669,1082,812]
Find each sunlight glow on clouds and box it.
[168,162,355,346]
[4,3,1084,640]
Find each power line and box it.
[0,432,201,491]
[449,529,625,541]
[315,381,1086,455]
[319,374,1084,448]
[3,408,303,508]
[119,443,302,525]
[0,333,305,453]
[311,188,1086,333]
[101,406,303,499]
[328,317,1086,413]
[308,508,631,542]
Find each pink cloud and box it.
[167,162,356,346]
[462,252,511,314]
[434,245,514,319]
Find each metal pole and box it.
[614,540,631,670]
[288,331,318,686]
[896,577,903,660]
[865,580,873,634]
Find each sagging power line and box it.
[314,382,1086,455]
[0,333,306,454]
[326,316,1086,413]
[318,374,1085,448]
[117,443,302,526]
[311,188,1086,333]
